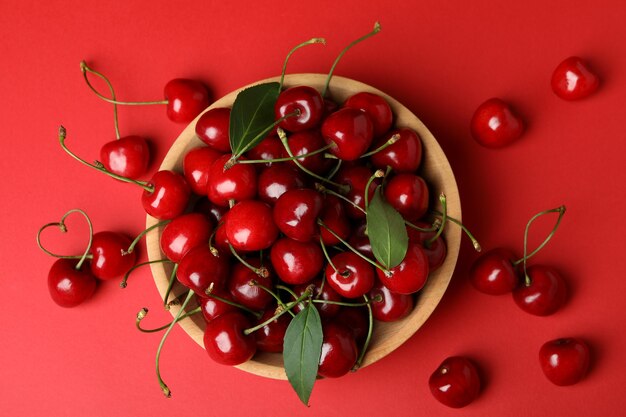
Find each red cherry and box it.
[335,165,379,219]
[183,146,223,195]
[470,98,524,148]
[141,170,191,220]
[275,86,324,132]
[257,164,306,205]
[384,174,430,222]
[100,136,150,180]
[164,78,210,123]
[229,260,274,310]
[160,213,213,263]
[203,312,256,366]
[348,222,374,258]
[90,231,136,280]
[318,322,358,378]
[255,305,291,353]
[292,278,343,319]
[286,129,333,174]
[539,338,590,386]
[197,290,238,322]
[195,107,231,152]
[225,200,278,251]
[48,258,97,307]
[177,245,230,295]
[269,237,323,285]
[273,188,323,242]
[551,56,599,100]
[335,306,369,345]
[377,242,429,294]
[370,128,422,173]
[193,196,229,225]
[246,135,285,166]
[369,280,413,322]
[319,194,351,246]
[325,251,375,299]
[322,107,374,161]
[469,248,519,295]
[207,154,257,207]
[429,356,481,408]
[407,222,447,271]
[513,265,567,316]
[344,92,393,137]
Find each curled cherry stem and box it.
[353,294,374,370]
[360,133,400,159]
[516,205,567,285]
[426,193,447,247]
[80,61,168,106]
[124,220,171,255]
[136,306,201,333]
[36,208,94,270]
[58,126,153,192]
[228,244,269,278]
[364,169,385,210]
[156,289,196,397]
[322,22,381,97]
[279,38,326,91]
[431,209,481,252]
[80,60,120,139]
[163,264,179,310]
[252,282,296,318]
[243,287,313,335]
[233,144,332,166]
[121,259,172,288]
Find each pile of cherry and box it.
[37,20,600,408]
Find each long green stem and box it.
[431,210,481,251]
[354,294,374,370]
[242,288,313,336]
[229,244,269,277]
[360,133,400,159]
[364,170,384,210]
[426,194,447,247]
[80,61,120,139]
[124,220,171,255]
[163,264,179,310]
[233,144,332,165]
[279,38,326,90]
[315,183,365,214]
[121,259,171,288]
[205,292,262,319]
[136,306,201,333]
[36,208,94,270]
[253,282,296,318]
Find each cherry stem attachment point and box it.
[36,208,94,270]
[121,259,171,289]
[353,294,374,370]
[360,134,400,159]
[279,38,326,91]
[426,193,447,247]
[228,244,269,278]
[80,60,121,139]
[136,306,201,333]
[163,264,179,310]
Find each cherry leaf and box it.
[283,303,323,406]
[229,82,280,158]
[366,186,408,269]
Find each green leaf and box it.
[229,82,280,158]
[366,186,409,269]
[283,303,323,406]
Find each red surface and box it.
[2,0,625,415]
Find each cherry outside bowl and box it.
[146,74,462,380]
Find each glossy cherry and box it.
[407,222,447,271]
[377,242,429,294]
[292,278,343,319]
[197,290,238,322]
[207,154,257,207]
[318,322,358,378]
[513,265,567,316]
[257,164,306,205]
[164,78,210,123]
[225,200,278,251]
[319,194,351,246]
[195,107,231,152]
[539,337,590,386]
[325,251,375,299]
[469,248,518,295]
[286,129,333,174]
[322,107,374,161]
[348,222,374,258]
[177,245,230,294]
[270,237,323,285]
[272,188,323,242]
[246,135,285,166]
[203,312,256,366]
[275,86,324,132]
[369,280,413,322]
[335,306,369,345]
[335,165,379,219]
[383,174,430,222]
[48,258,97,307]
[183,146,223,195]
[193,197,229,225]
[429,356,481,408]
[100,135,150,180]
[344,91,393,137]
[370,128,422,173]
[470,98,524,148]
[141,170,191,220]
[228,259,274,310]
[160,213,213,263]
[90,231,136,280]
[255,305,291,353]
[551,56,599,100]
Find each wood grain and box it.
[145,74,462,380]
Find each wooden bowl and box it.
[146,74,461,380]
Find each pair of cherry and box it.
[470,56,600,148]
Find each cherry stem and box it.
[327,159,342,180]
[80,60,120,139]
[322,22,381,97]
[136,306,201,333]
[364,170,385,210]
[426,193,447,247]
[319,235,338,272]
[312,297,380,308]
[316,274,327,300]
[36,208,94,270]
[121,259,171,288]
[80,61,168,106]
[205,291,263,319]
[252,282,296,318]
[431,210,481,252]
[315,183,365,214]
[233,144,332,166]
[515,205,567,286]
[123,220,171,255]
[228,244,269,278]
[405,219,439,233]
[279,38,326,91]
[58,126,153,192]
[318,219,389,274]
[275,284,300,300]
[277,128,350,193]
[156,289,195,397]
[353,294,374,370]
[243,288,313,335]
[163,264,179,310]
[360,134,400,159]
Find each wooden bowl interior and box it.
[146,74,461,380]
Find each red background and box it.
[1,0,625,415]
